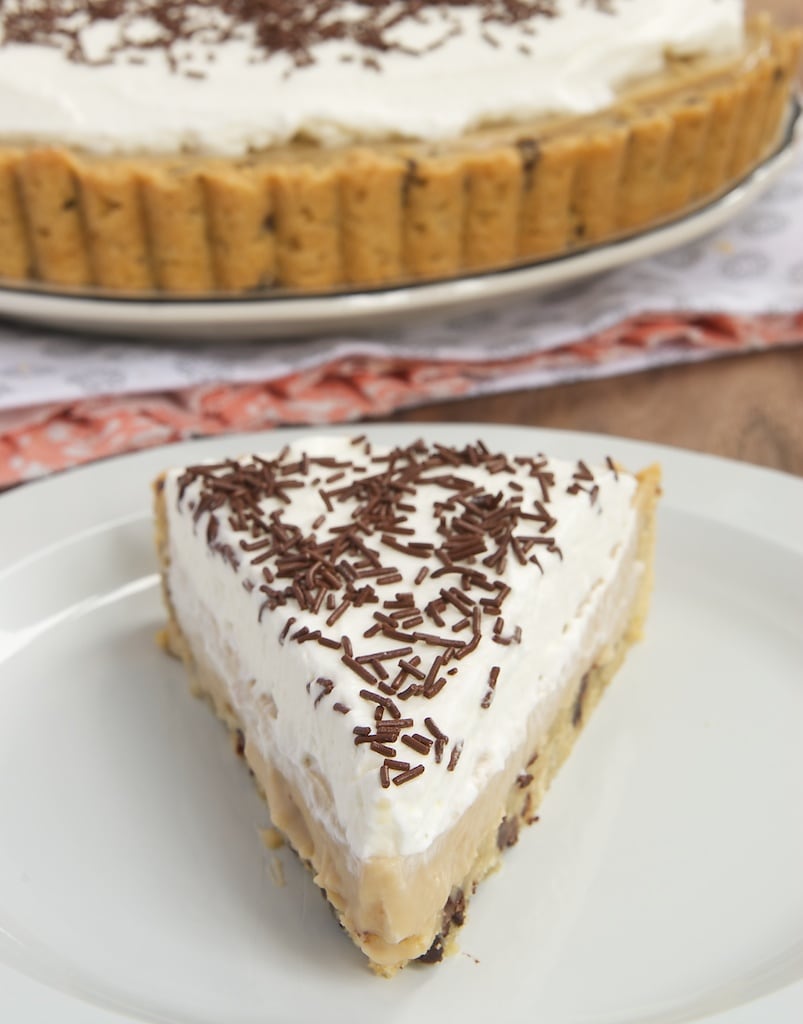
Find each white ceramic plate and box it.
[1,423,801,1024]
[0,101,799,341]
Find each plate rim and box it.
[1,423,802,1024]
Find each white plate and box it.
[0,424,801,1024]
[0,101,799,341]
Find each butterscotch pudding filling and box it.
[153,436,660,974]
[0,1,800,295]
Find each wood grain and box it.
[388,348,803,476]
[389,1,803,477]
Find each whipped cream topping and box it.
[163,436,643,860]
[0,0,743,155]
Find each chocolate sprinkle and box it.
[174,437,623,789]
[313,677,334,707]
[0,1,618,80]
[447,740,464,772]
[481,665,501,709]
[392,764,425,786]
[401,733,434,755]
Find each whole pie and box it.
[0,1,800,295]
[154,434,661,973]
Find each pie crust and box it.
[0,16,799,296]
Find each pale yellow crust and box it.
[202,165,276,292]
[152,462,661,975]
[0,19,799,297]
[0,149,30,280]
[18,148,93,288]
[80,162,154,291]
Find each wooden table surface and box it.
[390,0,803,478]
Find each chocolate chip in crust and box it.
[442,887,466,931]
[572,671,590,728]
[497,815,519,850]
[418,934,445,964]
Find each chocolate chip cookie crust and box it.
[0,15,799,297]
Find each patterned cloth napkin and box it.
[1,143,801,487]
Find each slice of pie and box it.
[153,436,660,974]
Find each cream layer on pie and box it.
[0,1,746,154]
[153,436,660,973]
